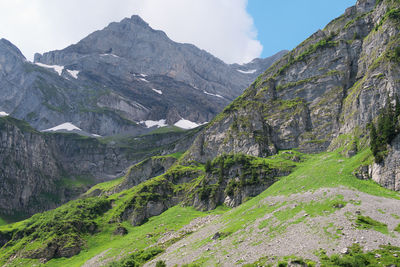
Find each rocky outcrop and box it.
[0,116,129,218]
[117,177,180,226]
[0,116,199,220]
[187,153,293,210]
[371,134,400,190]
[116,156,178,192]
[0,197,111,262]
[113,152,297,226]
[231,50,289,83]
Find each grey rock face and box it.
[0,25,285,136]
[371,135,400,191]
[0,38,150,136]
[116,156,177,192]
[31,15,285,132]
[231,50,289,83]
[0,116,199,220]
[0,116,131,218]
[183,0,400,168]
[35,15,283,101]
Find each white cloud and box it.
[0,0,262,64]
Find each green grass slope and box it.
[2,146,400,266]
[147,149,400,266]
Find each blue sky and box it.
[247,0,357,58]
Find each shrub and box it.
[155,260,167,267]
[369,95,400,163]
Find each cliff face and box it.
[184,0,399,168]
[1,17,285,137]
[0,116,199,221]
[0,116,133,219]
[0,38,149,136]
[30,15,285,131]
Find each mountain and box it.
[30,15,286,134]
[183,0,395,161]
[2,0,400,265]
[230,49,289,81]
[0,115,202,221]
[0,16,285,136]
[0,38,148,136]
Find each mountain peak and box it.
[128,15,149,27]
[0,38,26,61]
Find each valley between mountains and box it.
[1,0,400,266]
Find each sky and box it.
[0,0,356,64]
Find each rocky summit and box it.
[1,0,400,266]
[31,15,285,134]
[0,15,285,136]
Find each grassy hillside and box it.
[1,145,400,266]
[146,149,400,266]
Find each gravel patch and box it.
[145,187,400,266]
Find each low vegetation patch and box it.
[355,215,389,234]
[107,247,163,267]
[319,243,400,266]
[369,95,400,163]
[0,197,111,263]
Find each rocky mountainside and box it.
[231,49,289,82]
[184,0,399,172]
[0,16,285,136]
[0,115,201,222]
[0,38,148,136]
[31,15,285,132]
[1,0,400,266]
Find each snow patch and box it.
[203,91,224,99]
[67,70,79,79]
[140,119,167,128]
[35,62,64,75]
[174,119,200,129]
[237,69,257,74]
[140,73,148,77]
[43,122,81,132]
[152,88,162,95]
[0,111,9,117]
[100,53,120,58]
[139,78,149,83]
[92,134,102,138]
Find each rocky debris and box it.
[288,261,307,267]
[157,215,219,245]
[333,203,345,209]
[353,165,370,180]
[146,187,400,266]
[341,247,349,254]
[211,232,221,240]
[113,226,128,236]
